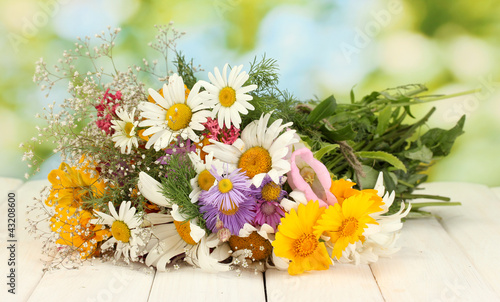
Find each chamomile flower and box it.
[204,112,298,187]
[201,64,257,129]
[92,201,146,263]
[110,107,139,154]
[188,151,226,203]
[145,205,230,272]
[138,74,210,151]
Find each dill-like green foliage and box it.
[242,55,324,149]
[173,51,198,89]
[159,153,206,229]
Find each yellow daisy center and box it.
[340,217,359,237]
[261,182,281,201]
[166,103,192,131]
[198,170,216,191]
[124,122,135,138]
[219,87,236,107]
[293,233,318,257]
[238,146,272,179]
[219,199,239,216]
[174,220,197,245]
[111,220,131,243]
[218,178,233,193]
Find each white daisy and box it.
[92,201,146,263]
[145,204,230,272]
[187,151,227,203]
[201,64,257,129]
[110,107,139,154]
[203,112,298,187]
[138,74,210,151]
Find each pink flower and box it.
[202,117,240,145]
[95,89,122,135]
[287,148,337,207]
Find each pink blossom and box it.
[287,148,337,207]
[95,89,122,135]
[202,117,240,145]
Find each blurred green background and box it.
[1,0,499,186]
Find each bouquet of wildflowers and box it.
[24,25,465,275]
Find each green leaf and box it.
[376,106,392,136]
[314,143,339,160]
[354,165,380,190]
[307,95,337,124]
[356,151,407,172]
[404,145,433,163]
[350,86,356,104]
[320,124,357,141]
[420,115,466,157]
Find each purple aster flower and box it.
[253,175,287,202]
[157,138,196,165]
[200,167,256,211]
[253,199,285,231]
[200,200,255,235]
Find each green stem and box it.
[398,193,451,201]
[410,202,461,209]
[389,107,436,151]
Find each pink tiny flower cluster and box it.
[95,89,122,135]
[203,117,240,145]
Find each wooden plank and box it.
[27,262,154,302]
[490,186,500,200]
[370,217,498,301]
[149,265,266,301]
[414,182,500,297]
[0,180,49,302]
[266,264,384,302]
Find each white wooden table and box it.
[1,178,500,302]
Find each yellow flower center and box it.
[261,182,281,201]
[218,178,233,193]
[174,220,197,245]
[166,103,192,131]
[300,167,316,185]
[238,146,272,179]
[111,220,131,243]
[219,199,239,216]
[218,87,236,107]
[293,233,318,257]
[124,122,135,138]
[198,170,216,191]
[340,217,359,237]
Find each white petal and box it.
[138,172,172,207]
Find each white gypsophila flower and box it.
[110,107,139,154]
[200,64,257,129]
[203,112,298,187]
[92,201,146,263]
[138,74,210,151]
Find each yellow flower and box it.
[50,206,110,258]
[272,201,331,275]
[46,159,106,210]
[314,193,382,259]
[45,157,109,258]
[330,179,384,213]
